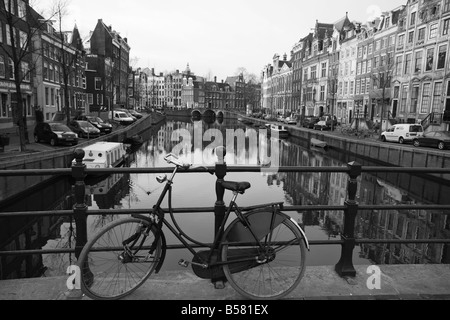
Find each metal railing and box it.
[1,149,450,278]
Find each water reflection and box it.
[1,116,449,280]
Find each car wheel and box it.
[438,142,445,150]
[399,137,404,144]
[381,136,386,142]
[50,138,57,146]
[34,135,40,143]
[413,140,420,147]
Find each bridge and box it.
[191,108,226,119]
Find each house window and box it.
[444,18,450,36]
[361,79,366,94]
[8,58,14,79]
[321,62,327,77]
[0,23,2,43]
[444,0,450,12]
[396,56,403,75]
[426,48,434,71]
[367,60,372,73]
[356,80,360,95]
[421,83,431,113]
[432,82,443,112]
[51,88,55,106]
[21,62,29,82]
[437,45,447,69]
[0,56,5,78]
[366,78,371,93]
[97,94,103,105]
[410,12,416,26]
[45,87,49,106]
[95,77,103,90]
[43,62,48,80]
[417,28,425,42]
[398,34,405,46]
[320,85,325,101]
[411,86,419,113]
[414,50,423,73]
[404,53,412,74]
[400,85,408,112]
[311,66,317,79]
[408,31,414,43]
[303,68,308,81]
[429,24,438,39]
[88,93,93,105]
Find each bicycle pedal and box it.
[178,259,190,268]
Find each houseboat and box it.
[270,124,289,139]
[74,141,129,169]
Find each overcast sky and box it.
[33,0,407,81]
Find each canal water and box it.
[1,116,449,280]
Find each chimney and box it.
[214,76,217,83]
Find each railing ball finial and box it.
[74,148,85,164]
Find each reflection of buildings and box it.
[0,178,74,280]
[85,173,131,209]
[277,137,450,265]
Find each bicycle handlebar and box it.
[164,154,214,175]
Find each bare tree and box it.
[371,52,396,137]
[0,0,57,151]
[52,0,85,126]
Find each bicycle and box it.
[77,153,309,300]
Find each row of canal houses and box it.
[0,0,131,132]
[262,0,450,132]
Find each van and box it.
[381,124,424,144]
[110,111,135,126]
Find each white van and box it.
[381,124,424,144]
[110,111,135,126]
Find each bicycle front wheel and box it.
[77,217,163,300]
[221,210,306,300]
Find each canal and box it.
[1,116,449,280]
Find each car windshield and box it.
[79,121,93,128]
[409,125,423,132]
[118,113,128,118]
[95,117,105,123]
[441,132,450,138]
[50,124,71,131]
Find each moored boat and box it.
[270,124,289,138]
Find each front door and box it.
[392,100,398,119]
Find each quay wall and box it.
[243,115,450,181]
[0,113,166,203]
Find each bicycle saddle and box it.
[220,181,251,194]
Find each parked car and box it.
[73,115,113,135]
[110,110,135,126]
[34,122,78,146]
[68,120,101,139]
[301,116,320,129]
[313,115,338,131]
[381,123,424,144]
[284,116,297,125]
[413,131,450,150]
[115,108,137,122]
[128,109,143,119]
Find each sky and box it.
[33,0,407,81]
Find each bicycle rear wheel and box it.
[77,217,162,300]
[221,210,306,300]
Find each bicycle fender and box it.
[225,209,310,251]
[267,211,310,251]
[131,214,167,274]
[288,216,310,251]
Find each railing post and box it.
[72,149,88,260]
[335,161,361,277]
[213,146,227,288]
[214,146,227,237]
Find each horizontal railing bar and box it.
[1,166,450,177]
[4,238,450,257]
[2,204,450,218]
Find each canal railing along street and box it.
[1,113,450,300]
[1,147,450,299]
